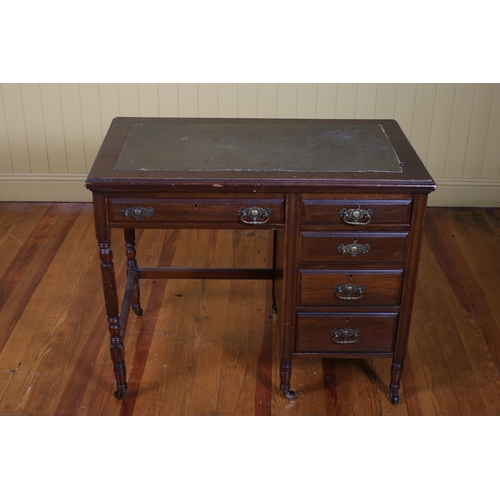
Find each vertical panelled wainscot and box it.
[86,118,435,404]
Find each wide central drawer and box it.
[108,193,285,228]
[298,231,409,264]
[295,312,398,354]
[298,269,404,306]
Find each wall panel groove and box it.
[0,84,14,174]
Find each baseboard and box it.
[0,174,92,202]
[1,174,499,207]
[429,178,500,207]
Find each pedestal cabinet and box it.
[86,118,435,404]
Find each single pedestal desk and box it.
[85,118,435,403]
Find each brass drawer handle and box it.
[238,206,271,225]
[338,242,371,257]
[340,206,373,225]
[120,206,155,220]
[331,328,360,344]
[334,284,365,300]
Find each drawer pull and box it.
[338,242,371,257]
[334,284,365,300]
[331,328,360,344]
[340,206,373,225]
[120,206,155,220]
[238,206,271,225]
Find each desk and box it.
[86,118,435,403]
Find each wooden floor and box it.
[1,202,499,416]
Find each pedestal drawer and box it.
[300,194,412,229]
[298,231,409,264]
[295,312,398,354]
[298,269,404,306]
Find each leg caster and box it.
[390,361,403,405]
[114,386,127,399]
[132,304,143,316]
[280,361,294,401]
[390,385,399,405]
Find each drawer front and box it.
[300,194,412,229]
[109,194,285,227]
[298,231,409,264]
[295,312,398,354]
[298,269,404,307]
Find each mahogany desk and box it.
[86,118,435,403]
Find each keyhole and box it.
[194,203,198,209]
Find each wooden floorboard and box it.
[1,203,500,415]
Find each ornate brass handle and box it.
[334,284,365,300]
[340,206,373,225]
[120,207,155,220]
[238,206,271,225]
[338,242,371,257]
[331,328,360,344]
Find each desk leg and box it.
[98,239,127,399]
[124,229,143,316]
[389,361,403,404]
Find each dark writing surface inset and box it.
[114,121,403,173]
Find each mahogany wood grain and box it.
[299,194,412,229]
[297,231,409,264]
[297,269,404,307]
[295,312,399,354]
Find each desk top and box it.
[86,118,435,192]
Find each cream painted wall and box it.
[1,83,499,206]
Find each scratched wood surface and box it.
[1,203,499,415]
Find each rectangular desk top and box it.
[86,118,435,193]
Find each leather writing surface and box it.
[115,122,402,173]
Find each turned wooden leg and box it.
[390,361,403,405]
[99,240,127,399]
[280,361,296,400]
[124,229,143,316]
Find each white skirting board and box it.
[0,174,499,207]
[0,174,92,202]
